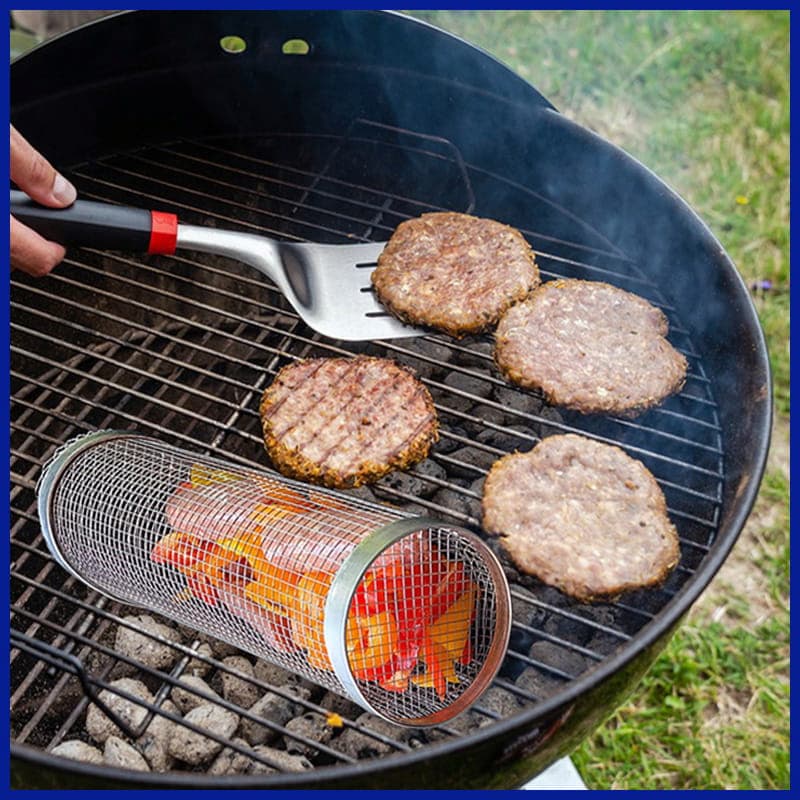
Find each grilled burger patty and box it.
[482,434,680,601]
[371,211,540,337]
[494,279,688,416]
[259,356,438,489]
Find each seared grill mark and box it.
[262,358,329,425]
[270,357,363,442]
[294,362,415,468]
[260,356,439,488]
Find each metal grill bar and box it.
[12,279,723,489]
[128,151,408,239]
[11,391,718,554]
[12,313,722,534]
[18,279,719,500]
[12,561,513,750]
[12,387,258,471]
[9,498,649,666]
[175,137,635,269]
[75,160,699,349]
[12,289,724,512]
[72,170,714,433]
[172,138,464,221]
[12,496,633,697]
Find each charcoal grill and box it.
[9,10,771,789]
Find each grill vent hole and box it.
[220,35,247,54]
[282,38,310,55]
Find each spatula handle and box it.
[10,190,179,255]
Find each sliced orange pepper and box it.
[345,610,398,678]
[413,633,451,699]
[411,583,478,697]
[291,570,333,658]
[254,607,297,654]
[217,531,264,565]
[459,636,473,667]
[190,543,252,597]
[219,532,300,609]
[186,570,220,606]
[305,639,334,671]
[244,569,300,612]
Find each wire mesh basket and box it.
[36,430,511,726]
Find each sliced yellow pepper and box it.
[189,463,243,486]
[428,582,478,660]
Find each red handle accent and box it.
[148,211,178,255]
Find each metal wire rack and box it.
[10,121,724,770]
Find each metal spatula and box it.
[10,191,423,341]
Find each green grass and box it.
[409,10,790,791]
[571,619,790,789]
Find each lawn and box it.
[409,10,790,790]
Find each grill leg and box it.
[521,757,587,790]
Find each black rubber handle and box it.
[10,190,154,251]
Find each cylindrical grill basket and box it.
[36,430,511,726]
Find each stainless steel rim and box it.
[325,517,511,726]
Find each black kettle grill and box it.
[9,10,771,789]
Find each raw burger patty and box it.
[482,434,680,601]
[494,279,688,416]
[260,356,438,489]
[371,211,540,337]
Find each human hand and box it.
[10,124,77,276]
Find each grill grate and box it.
[11,124,724,772]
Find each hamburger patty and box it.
[494,279,688,416]
[482,434,680,601]
[371,212,540,337]
[259,356,438,489]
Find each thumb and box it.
[10,124,77,208]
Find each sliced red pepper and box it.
[459,636,473,666]
[417,633,449,700]
[186,570,220,606]
[292,570,334,669]
[348,542,472,687]
[250,606,297,654]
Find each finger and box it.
[10,124,77,208]
[10,215,67,276]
